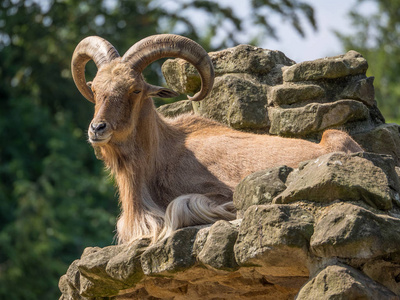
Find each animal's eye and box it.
[133,90,141,94]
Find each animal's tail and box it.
[158,194,236,241]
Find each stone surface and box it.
[76,245,126,297]
[162,44,294,94]
[140,227,199,275]
[205,45,295,76]
[233,166,293,216]
[296,264,399,300]
[192,74,270,131]
[105,239,149,284]
[157,100,193,118]
[197,220,239,271]
[274,152,398,210]
[268,83,326,106]
[354,123,400,166]
[65,260,81,292]
[234,204,314,277]
[310,203,400,259]
[339,76,375,106]
[59,273,81,300]
[283,50,368,82]
[362,258,400,295]
[269,99,369,137]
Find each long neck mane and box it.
[99,98,175,243]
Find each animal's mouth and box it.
[89,134,112,146]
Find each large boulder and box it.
[233,166,293,217]
[268,82,325,106]
[269,99,369,137]
[354,123,400,166]
[310,202,400,259]
[161,44,295,94]
[273,152,400,210]
[140,227,199,275]
[197,220,239,271]
[296,264,398,300]
[192,74,270,131]
[282,50,368,82]
[234,204,314,278]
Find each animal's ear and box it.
[147,84,180,98]
[87,81,93,88]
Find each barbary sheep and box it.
[71,34,363,244]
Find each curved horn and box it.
[122,34,214,102]
[71,36,120,102]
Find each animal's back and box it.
[166,113,362,188]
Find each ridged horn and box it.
[71,36,120,102]
[122,34,214,102]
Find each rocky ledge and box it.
[60,46,400,299]
[60,152,400,299]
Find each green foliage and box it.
[0,97,117,299]
[0,0,315,298]
[336,0,400,122]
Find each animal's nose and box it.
[91,122,107,133]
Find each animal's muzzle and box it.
[89,121,112,144]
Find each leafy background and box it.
[0,0,397,298]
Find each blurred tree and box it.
[0,0,315,298]
[336,0,400,122]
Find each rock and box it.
[76,245,126,297]
[192,225,212,257]
[283,50,368,82]
[369,102,387,124]
[268,83,326,106]
[296,264,399,300]
[161,57,202,95]
[362,259,400,295]
[206,45,295,76]
[339,76,375,106]
[157,100,193,118]
[105,238,149,285]
[356,152,400,203]
[162,45,294,94]
[192,74,269,131]
[65,260,81,292]
[144,278,190,299]
[274,152,397,210]
[197,220,239,271]
[233,166,293,217]
[310,203,400,259]
[269,99,369,137]
[234,204,314,277]
[140,227,199,275]
[81,246,102,257]
[354,123,400,167]
[59,274,82,300]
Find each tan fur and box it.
[87,61,363,245]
